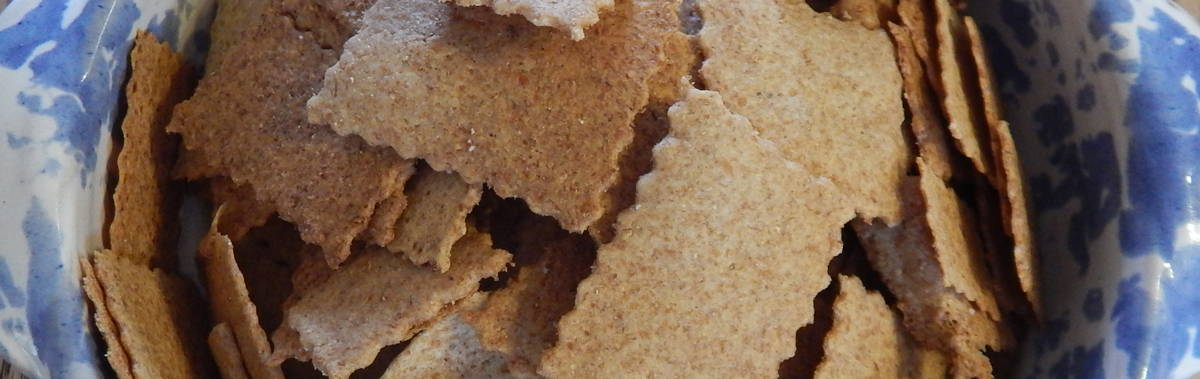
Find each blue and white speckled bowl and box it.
[1,0,1199,377]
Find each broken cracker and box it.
[206,0,269,72]
[696,0,909,224]
[897,0,938,91]
[443,0,613,40]
[932,0,994,177]
[200,209,285,379]
[888,22,957,181]
[209,178,275,242]
[829,0,896,30]
[589,107,671,243]
[814,275,945,378]
[278,228,512,378]
[541,88,853,377]
[386,167,482,272]
[362,167,416,246]
[110,31,191,267]
[81,255,133,379]
[380,294,520,378]
[306,0,680,233]
[647,31,698,107]
[167,0,411,267]
[209,323,251,379]
[85,250,213,378]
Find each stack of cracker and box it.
[85,0,1038,377]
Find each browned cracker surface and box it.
[86,250,213,379]
[814,275,945,378]
[696,0,909,224]
[199,213,284,379]
[167,0,411,267]
[387,167,482,272]
[110,32,190,267]
[443,0,614,40]
[541,88,853,377]
[933,0,994,177]
[277,229,511,378]
[362,167,416,247]
[306,0,680,233]
[380,295,521,378]
[889,22,957,181]
[206,0,268,71]
[209,323,251,379]
[463,221,595,374]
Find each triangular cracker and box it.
[85,250,213,378]
[199,209,284,379]
[387,166,482,272]
[167,0,412,267]
[541,88,853,377]
[931,0,994,177]
[209,323,251,379]
[109,31,191,267]
[278,229,512,378]
[306,0,681,233]
[442,0,614,40]
[380,294,521,378]
[696,0,909,224]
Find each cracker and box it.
[589,107,670,243]
[897,0,938,90]
[206,0,269,71]
[917,160,1001,321]
[362,167,416,247]
[932,0,993,177]
[199,210,285,379]
[443,0,613,40]
[829,0,896,30]
[277,229,512,378]
[380,295,519,378]
[888,23,956,180]
[209,178,275,242]
[306,0,680,233]
[110,32,191,267]
[965,16,1039,316]
[387,167,482,272]
[647,31,698,107]
[209,323,251,379]
[462,222,595,374]
[86,250,213,378]
[167,0,412,267]
[814,275,929,378]
[81,255,133,379]
[541,88,853,377]
[695,0,909,224]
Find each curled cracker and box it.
[541,88,853,377]
[442,0,614,40]
[932,0,994,177]
[696,0,909,224]
[110,32,191,267]
[167,1,412,267]
[307,0,680,233]
[209,323,251,379]
[279,229,511,378]
[386,167,482,272]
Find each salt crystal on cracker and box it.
[306,0,679,233]
[110,32,191,267]
[830,0,896,30]
[362,167,416,247]
[541,88,853,377]
[443,0,613,40]
[279,228,511,378]
[889,22,957,181]
[85,250,213,378]
[167,0,411,267]
[380,294,520,378]
[200,210,284,379]
[696,0,909,224]
[387,167,481,272]
[209,323,251,379]
[932,0,994,177]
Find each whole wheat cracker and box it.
[206,0,269,72]
[589,107,671,243]
[647,31,698,107]
[167,0,411,267]
[965,16,1039,316]
[380,294,522,378]
[81,255,133,379]
[199,209,284,379]
[917,160,1001,321]
[897,0,939,92]
[462,219,595,374]
[386,166,482,272]
[541,88,854,377]
[829,0,896,30]
[109,32,191,267]
[209,178,275,242]
[814,275,945,378]
[277,228,512,378]
[209,323,251,379]
[888,22,957,181]
[442,0,613,40]
[233,218,308,334]
[362,167,416,247]
[932,0,994,177]
[695,0,909,225]
[86,250,213,379]
[306,0,680,233]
